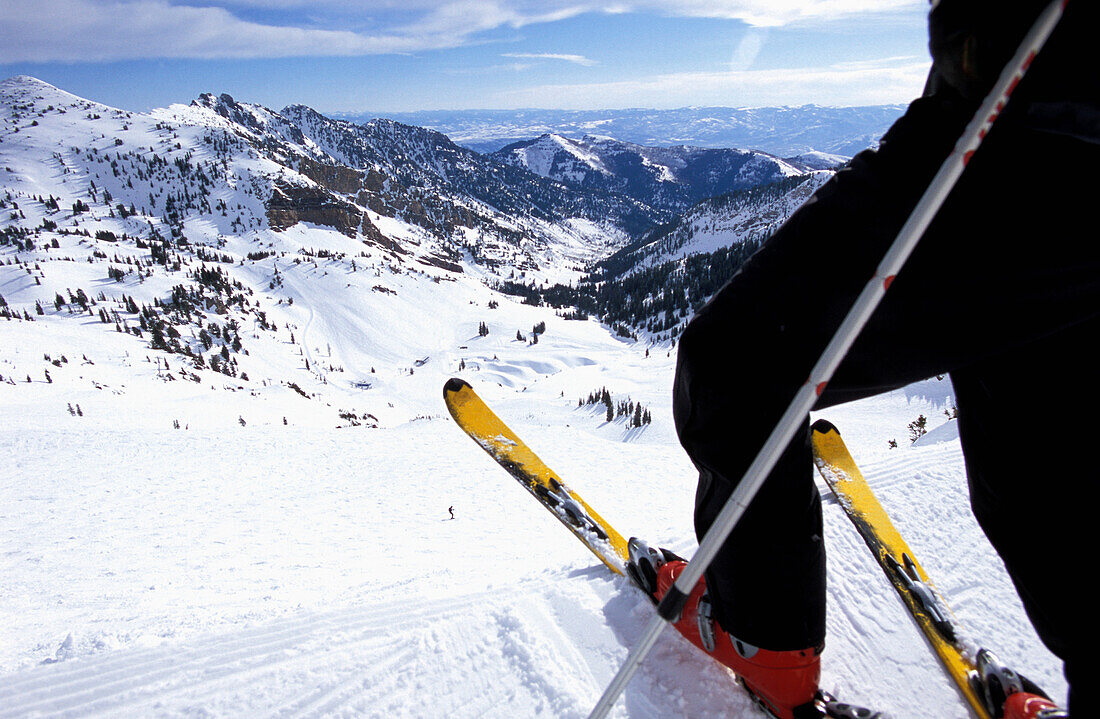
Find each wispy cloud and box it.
[443,62,534,75]
[492,56,931,109]
[621,0,918,27]
[502,53,597,66]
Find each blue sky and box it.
[0,0,932,114]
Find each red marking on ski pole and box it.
[1006,74,1021,97]
[1022,50,1038,71]
[816,381,828,397]
[963,150,975,166]
[883,275,896,290]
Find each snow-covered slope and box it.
[0,337,1066,718]
[785,151,850,170]
[500,133,612,182]
[605,172,834,275]
[1,75,658,291]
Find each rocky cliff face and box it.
[265,183,362,237]
[280,105,666,238]
[297,158,364,195]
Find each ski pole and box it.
[587,2,1070,717]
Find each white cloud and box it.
[0,0,924,63]
[491,56,931,109]
[502,53,597,66]
[0,0,427,62]
[623,0,920,27]
[730,28,767,71]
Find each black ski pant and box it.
[674,91,1099,712]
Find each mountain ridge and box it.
[334,104,906,156]
[491,133,808,215]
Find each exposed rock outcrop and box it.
[266,183,362,238]
[297,158,363,195]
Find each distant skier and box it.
[448,506,455,520]
[629,2,1095,718]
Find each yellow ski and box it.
[810,419,991,719]
[443,378,629,574]
[443,382,895,717]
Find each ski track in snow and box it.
[1,585,584,718]
[0,573,751,719]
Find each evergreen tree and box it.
[908,415,928,444]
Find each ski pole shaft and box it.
[588,3,1069,717]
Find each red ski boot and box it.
[975,649,1068,719]
[654,559,821,719]
[1003,693,1068,719]
[626,538,820,719]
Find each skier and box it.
[629,2,1096,717]
[448,505,455,520]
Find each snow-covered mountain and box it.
[485,173,839,344]
[0,73,757,429]
[0,76,1067,718]
[786,151,850,170]
[604,172,834,275]
[0,74,847,370]
[342,105,906,157]
[181,91,667,278]
[492,133,806,214]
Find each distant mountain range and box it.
[333,105,906,157]
[490,133,820,215]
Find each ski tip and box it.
[443,377,472,397]
[811,418,840,436]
